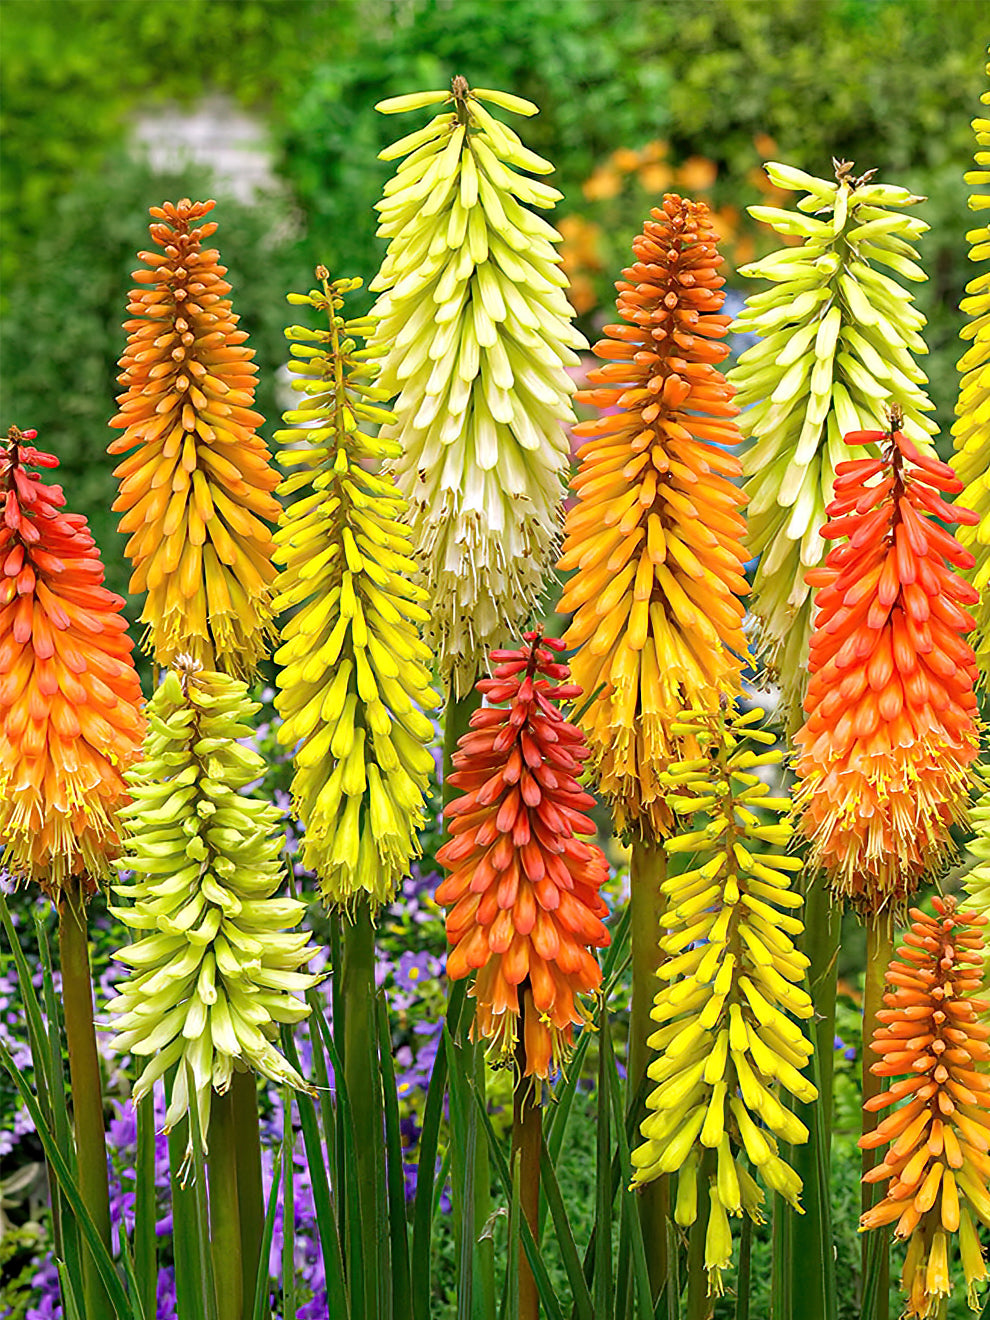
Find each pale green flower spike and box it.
[109,657,318,1165]
[952,56,990,673]
[371,76,587,697]
[727,160,935,722]
[273,272,440,910]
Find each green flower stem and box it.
[58,878,113,1320]
[208,1088,244,1320]
[861,913,894,1320]
[342,898,383,1320]
[231,1070,265,1317]
[512,1030,542,1320]
[629,839,668,1303]
[165,1073,208,1320]
[443,685,495,1320]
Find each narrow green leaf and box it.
[186,1099,219,1320]
[56,1257,85,1320]
[283,1089,297,1320]
[595,1029,614,1320]
[280,1024,348,1317]
[311,996,365,1320]
[735,1213,752,1320]
[506,1151,521,1320]
[252,1150,283,1320]
[165,1094,207,1320]
[601,1016,653,1320]
[539,1137,594,1320]
[466,1066,565,1320]
[134,1094,157,1320]
[0,1038,133,1319]
[115,1222,146,1320]
[412,979,466,1320]
[378,994,413,1320]
[444,1027,476,1320]
[1,897,55,1105]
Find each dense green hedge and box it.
[1,0,985,624]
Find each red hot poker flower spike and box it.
[436,632,611,1077]
[859,898,990,1316]
[0,428,145,896]
[794,419,980,909]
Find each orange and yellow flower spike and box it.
[859,898,990,1316]
[630,706,816,1296]
[273,273,440,910]
[109,199,281,678]
[435,632,610,1077]
[0,427,145,896]
[794,417,980,909]
[952,54,990,672]
[557,195,748,838]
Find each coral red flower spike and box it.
[794,412,980,909]
[859,897,990,1315]
[0,427,145,896]
[436,631,611,1077]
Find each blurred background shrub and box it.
[1,0,985,620]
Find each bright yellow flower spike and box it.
[273,272,440,910]
[728,162,936,722]
[109,199,281,678]
[952,54,990,672]
[371,77,586,696]
[630,707,816,1298]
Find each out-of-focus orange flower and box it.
[582,167,624,202]
[557,194,749,838]
[109,199,281,678]
[611,147,643,174]
[859,898,990,1315]
[676,156,718,192]
[794,421,980,908]
[753,133,779,159]
[0,428,145,896]
[435,632,610,1077]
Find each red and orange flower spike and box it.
[793,414,980,908]
[557,195,749,839]
[859,898,990,1316]
[109,199,281,677]
[435,631,610,1077]
[0,427,145,896]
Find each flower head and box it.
[630,707,815,1294]
[110,658,318,1165]
[109,199,281,677]
[371,79,586,696]
[557,195,749,839]
[952,59,990,671]
[273,272,439,910]
[794,419,980,909]
[0,428,145,896]
[859,897,990,1317]
[729,161,935,719]
[435,631,610,1076]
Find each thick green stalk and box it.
[58,879,113,1320]
[861,912,894,1320]
[628,839,668,1303]
[165,1070,208,1320]
[231,1069,265,1314]
[342,898,384,1320]
[443,686,495,1320]
[511,1032,542,1320]
[208,1088,244,1320]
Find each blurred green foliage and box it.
[0,0,985,621]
